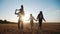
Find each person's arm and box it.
[15,9,18,15]
[37,14,39,19]
[33,16,35,20]
[33,16,38,22]
[43,18,46,22]
[43,17,45,21]
[42,15,46,22]
[36,14,39,21]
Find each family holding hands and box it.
[15,5,46,30]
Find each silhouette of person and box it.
[15,5,25,29]
[36,11,46,29]
[28,14,36,30]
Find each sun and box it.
[22,14,30,23]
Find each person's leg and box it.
[20,20,23,34]
[18,19,20,29]
[39,20,42,29]
[38,23,40,30]
[38,21,40,30]
[21,21,23,30]
[38,21,40,29]
[30,23,32,30]
[40,20,42,29]
[31,21,33,30]
[40,23,41,29]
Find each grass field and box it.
[0,22,60,34]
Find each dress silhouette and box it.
[37,11,46,29]
[15,5,25,29]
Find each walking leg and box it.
[18,19,20,29]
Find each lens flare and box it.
[22,14,30,23]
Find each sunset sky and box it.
[0,0,60,23]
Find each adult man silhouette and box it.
[15,5,25,29]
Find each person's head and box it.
[21,5,23,9]
[30,14,32,17]
[39,11,43,14]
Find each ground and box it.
[0,23,60,34]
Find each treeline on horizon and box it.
[0,19,60,24]
[0,19,16,24]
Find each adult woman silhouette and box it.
[37,11,46,29]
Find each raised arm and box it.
[15,9,18,15]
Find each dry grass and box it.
[0,23,60,34]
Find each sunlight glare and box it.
[22,14,30,23]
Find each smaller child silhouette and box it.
[28,14,36,30]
